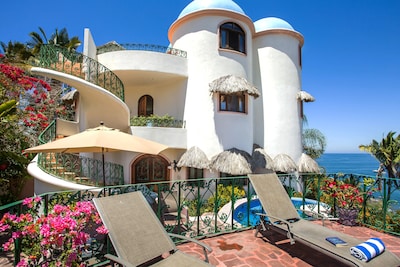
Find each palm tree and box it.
[27,27,48,55]
[359,132,400,201]
[303,128,326,159]
[27,27,81,55]
[49,28,81,51]
[359,132,400,178]
[0,41,33,63]
[302,116,326,159]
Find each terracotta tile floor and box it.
[177,221,400,267]
[1,221,399,266]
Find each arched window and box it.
[220,22,246,53]
[138,95,153,116]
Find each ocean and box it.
[316,153,381,177]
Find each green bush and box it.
[186,184,246,216]
[130,114,175,127]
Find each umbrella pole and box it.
[102,148,106,195]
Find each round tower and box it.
[168,0,257,158]
[253,17,304,162]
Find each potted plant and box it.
[322,179,364,226]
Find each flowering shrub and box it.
[322,179,364,210]
[0,196,107,267]
[0,55,52,132]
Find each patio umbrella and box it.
[25,122,168,186]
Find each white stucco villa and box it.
[28,0,315,194]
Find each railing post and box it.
[230,177,235,230]
[213,179,219,234]
[317,175,322,214]
[382,177,388,231]
[13,237,21,267]
[196,181,201,236]
[362,183,367,224]
[246,176,251,227]
[177,181,182,235]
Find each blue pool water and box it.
[233,197,324,226]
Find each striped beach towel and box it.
[350,238,385,262]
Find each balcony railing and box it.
[1,174,399,266]
[32,45,125,101]
[38,152,124,186]
[96,43,187,58]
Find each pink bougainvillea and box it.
[0,196,107,267]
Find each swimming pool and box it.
[232,197,330,226]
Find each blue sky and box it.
[1,0,399,153]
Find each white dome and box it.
[178,0,245,19]
[254,17,295,32]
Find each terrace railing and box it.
[96,43,187,58]
[32,45,125,101]
[1,174,399,266]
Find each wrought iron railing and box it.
[32,45,125,101]
[36,120,124,186]
[39,152,124,186]
[1,174,398,266]
[38,119,57,145]
[96,43,187,58]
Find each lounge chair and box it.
[93,191,213,267]
[248,173,400,267]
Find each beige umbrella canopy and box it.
[252,147,274,171]
[209,75,260,98]
[25,122,168,187]
[297,153,320,173]
[210,148,252,175]
[177,146,210,169]
[25,123,168,154]
[272,154,298,173]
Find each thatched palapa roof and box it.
[209,75,260,98]
[273,154,298,173]
[252,147,274,171]
[210,148,252,175]
[297,90,315,102]
[177,146,210,169]
[297,153,320,173]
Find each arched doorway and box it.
[131,155,170,184]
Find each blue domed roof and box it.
[254,17,295,32]
[178,0,245,19]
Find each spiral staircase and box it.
[28,45,129,193]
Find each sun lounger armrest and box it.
[297,208,339,226]
[168,233,212,262]
[105,253,137,267]
[256,213,292,226]
[256,213,295,245]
